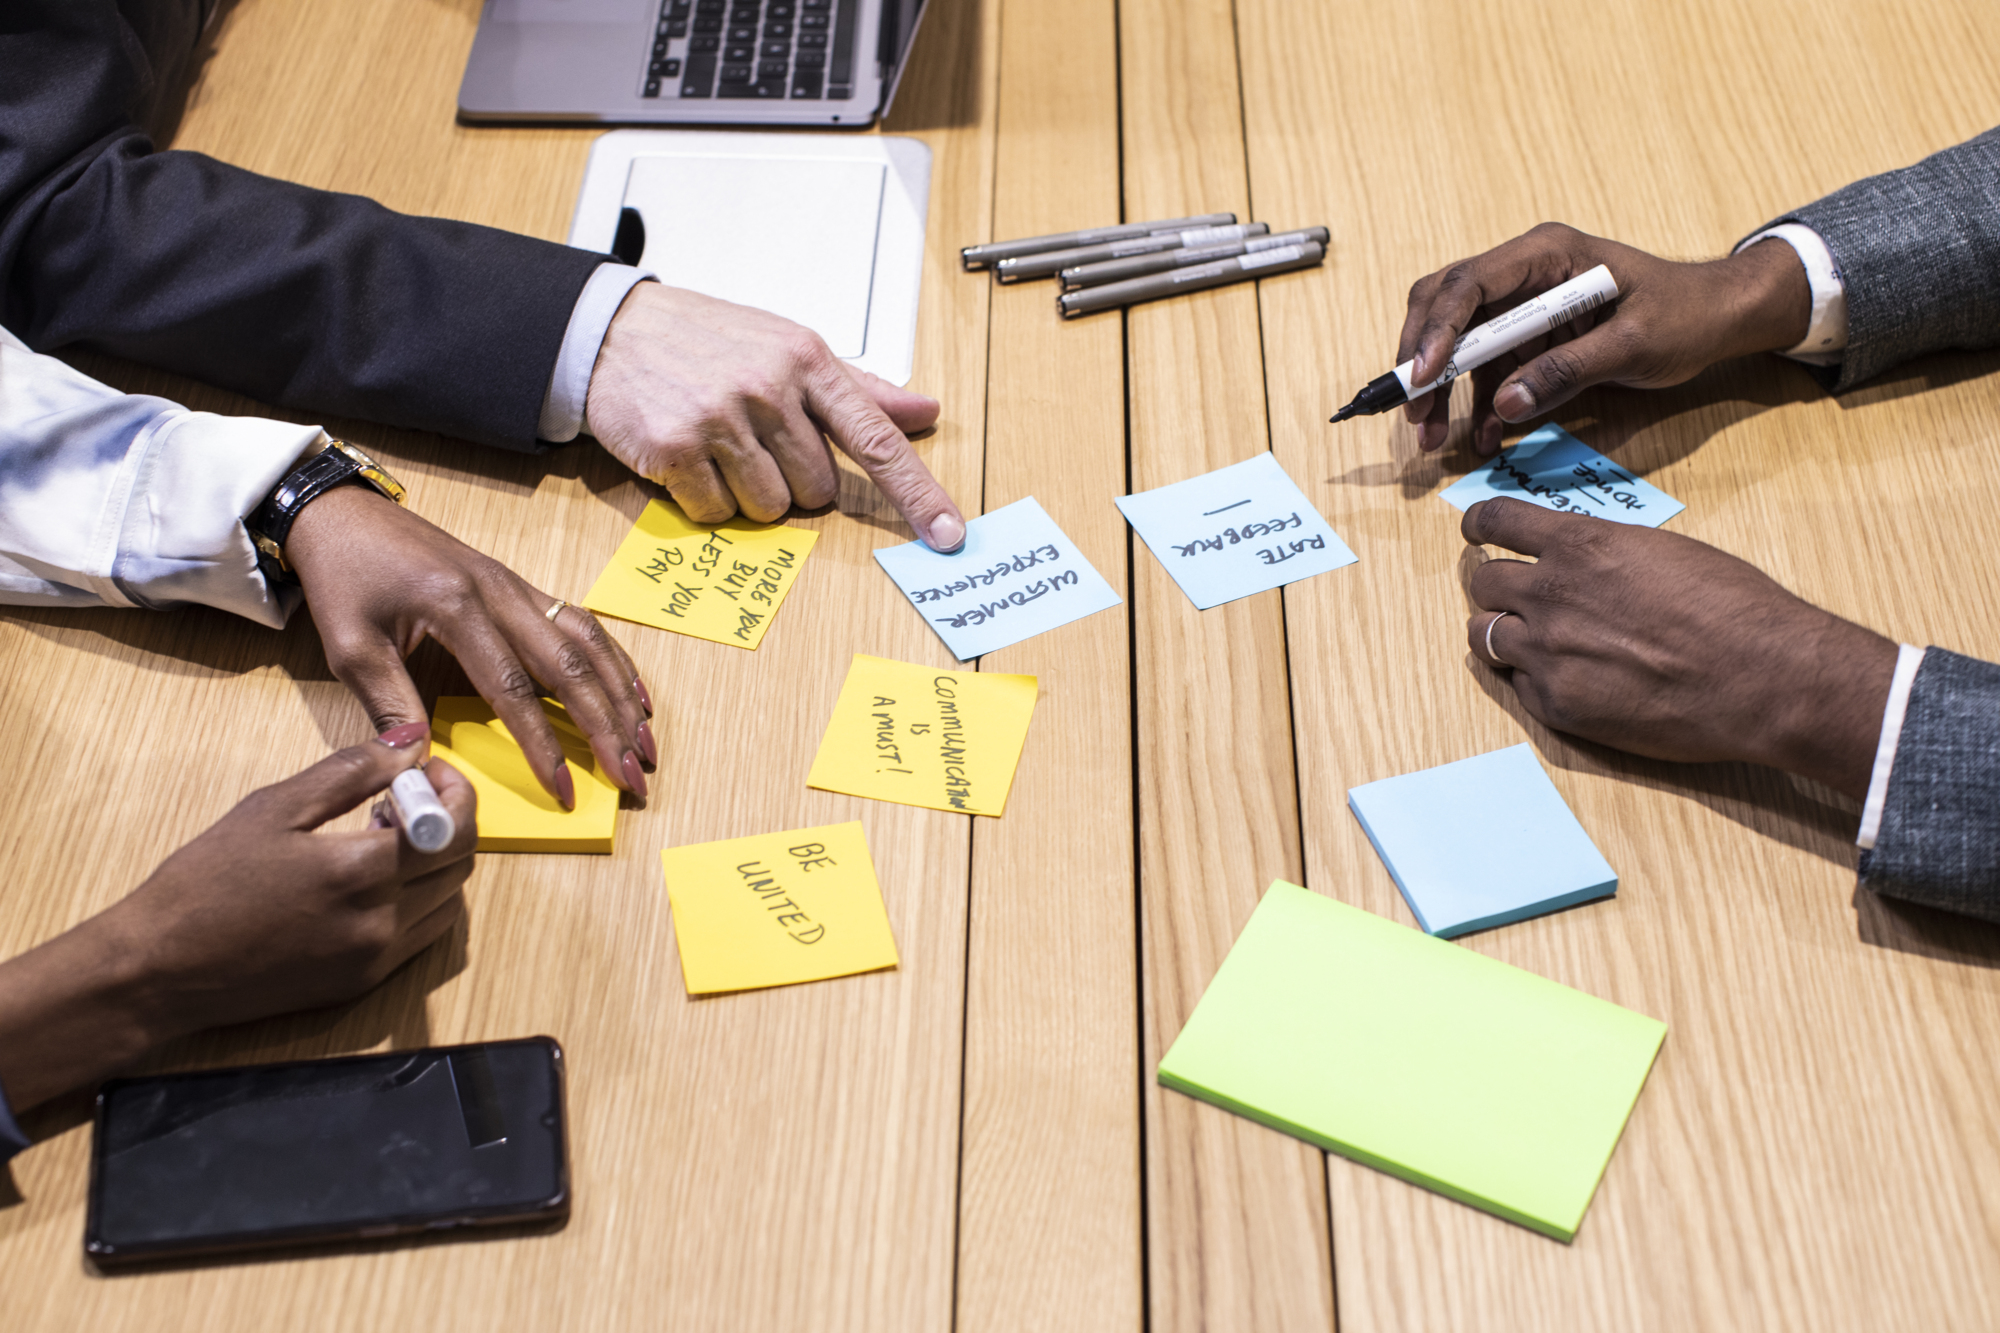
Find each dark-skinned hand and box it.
[287,485,656,808]
[1463,497,1897,800]
[1399,222,1814,456]
[584,282,966,551]
[0,728,475,1113]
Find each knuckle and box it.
[786,328,833,372]
[1535,346,1587,396]
[494,663,540,703]
[551,639,595,684]
[350,909,400,958]
[847,422,908,471]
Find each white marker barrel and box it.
[389,766,456,854]
[1392,264,1620,399]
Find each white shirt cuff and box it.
[1857,643,1926,850]
[536,264,655,443]
[1736,223,1847,367]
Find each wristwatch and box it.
[247,435,408,585]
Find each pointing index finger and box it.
[805,362,965,552]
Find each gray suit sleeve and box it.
[1859,647,2000,922]
[1747,127,2000,392]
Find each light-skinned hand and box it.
[0,728,476,1113]
[1399,222,1814,455]
[583,282,966,552]
[287,485,656,808]
[1463,496,1896,799]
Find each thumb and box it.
[324,630,429,734]
[1491,321,1633,423]
[851,368,942,435]
[264,731,430,831]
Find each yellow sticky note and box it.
[806,655,1039,816]
[429,697,621,853]
[582,499,819,649]
[661,821,899,994]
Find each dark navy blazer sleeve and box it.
[0,1080,28,1162]
[0,0,605,451]
[1745,127,2000,394]
[1860,648,2000,923]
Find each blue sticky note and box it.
[1347,745,1617,938]
[1439,425,1683,527]
[875,496,1122,660]
[1115,453,1358,610]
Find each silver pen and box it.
[1061,226,1331,290]
[996,223,1269,284]
[1057,241,1325,318]
[961,213,1236,270]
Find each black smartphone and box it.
[84,1036,569,1269]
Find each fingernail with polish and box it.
[1494,382,1535,422]
[376,721,430,750]
[637,720,658,767]
[621,751,650,800]
[634,677,654,716]
[554,761,576,811]
[927,512,966,553]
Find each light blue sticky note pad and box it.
[1115,452,1358,610]
[875,496,1122,660]
[1347,744,1617,938]
[1439,425,1684,527]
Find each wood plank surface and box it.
[6,0,2000,1330]
[951,0,1144,1328]
[1236,2,2000,1330]
[1113,0,1336,1330]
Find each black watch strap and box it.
[247,441,399,585]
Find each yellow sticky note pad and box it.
[661,821,899,994]
[807,655,1039,816]
[582,499,819,649]
[429,697,621,853]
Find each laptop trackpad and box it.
[621,156,886,359]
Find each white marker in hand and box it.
[1330,264,1622,421]
[389,766,456,853]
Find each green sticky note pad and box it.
[1158,882,1666,1242]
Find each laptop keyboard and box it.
[646,0,857,100]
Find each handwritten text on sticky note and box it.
[874,497,1121,659]
[1439,425,1684,527]
[1116,452,1357,609]
[583,499,819,649]
[807,654,1039,816]
[661,821,898,994]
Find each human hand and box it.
[1462,497,1896,799]
[0,729,475,1112]
[1399,223,1812,456]
[583,282,966,552]
[287,485,655,808]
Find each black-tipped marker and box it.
[1330,264,1621,424]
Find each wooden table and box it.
[5,1,2000,1328]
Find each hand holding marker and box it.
[1329,265,1621,422]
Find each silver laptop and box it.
[458,0,929,127]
